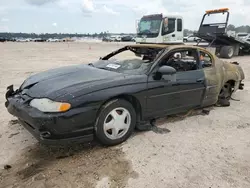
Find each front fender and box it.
[68,83,148,114]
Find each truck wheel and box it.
[220,46,234,58]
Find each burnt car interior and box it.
[199,50,213,68]
[160,49,200,72]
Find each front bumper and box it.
[5,86,98,146]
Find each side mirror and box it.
[158,66,176,75]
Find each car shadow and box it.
[1,106,215,187]
[134,106,215,136]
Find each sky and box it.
[0,0,250,33]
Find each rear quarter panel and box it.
[202,55,225,106]
[222,61,245,82]
[203,55,244,104]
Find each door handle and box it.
[172,34,176,37]
[196,78,204,83]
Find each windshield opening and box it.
[90,47,165,75]
[137,15,162,37]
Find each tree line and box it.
[0,32,135,39]
[1,24,249,39]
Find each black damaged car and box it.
[5,44,244,146]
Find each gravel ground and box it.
[0,42,249,188]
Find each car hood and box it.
[20,64,129,100]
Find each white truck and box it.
[135,14,184,44]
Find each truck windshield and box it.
[137,16,162,37]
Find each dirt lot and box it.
[0,42,250,188]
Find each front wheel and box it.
[95,99,136,146]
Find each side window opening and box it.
[162,18,176,35]
[177,19,182,31]
[160,49,199,72]
[199,51,213,68]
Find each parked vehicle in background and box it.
[121,35,134,42]
[110,35,121,42]
[47,38,59,42]
[183,35,202,42]
[236,33,250,40]
[33,38,46,42]
[102,35,123,42]
[16,38,30,42]
[0,37,7,42]
[135,13,184,44]
[102,37,112,42]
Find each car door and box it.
[146,48,206,118]
[198,49,222,107]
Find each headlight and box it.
[30,98,71,112]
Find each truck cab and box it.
[135,14,184,44]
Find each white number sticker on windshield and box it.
[106,64,121,69]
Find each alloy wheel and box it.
[103,107,131,140]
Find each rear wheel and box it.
[95,99,136,146]
[220,46,234,58]
[217,83,233,106]
[219,83,233,100]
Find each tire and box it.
[183,39,187,42]
[220,46,234,59]
[95,99,136,146]
[217,82,233,106]
[216,98,230,107]
[219,83,233,100]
